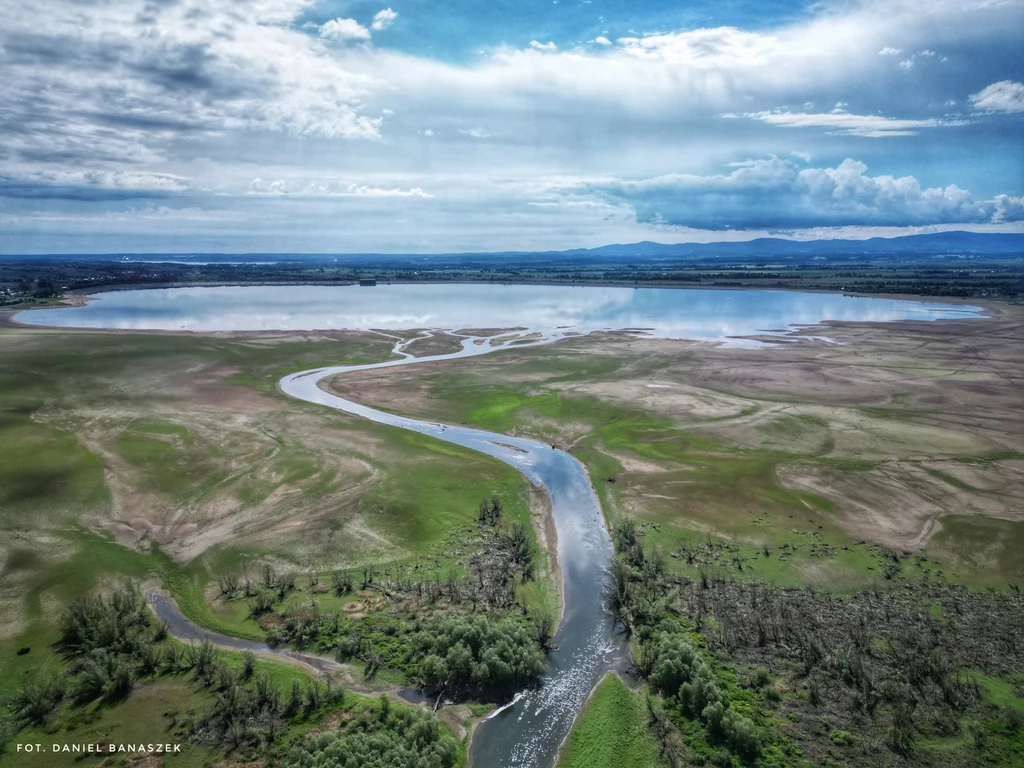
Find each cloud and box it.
[0,170,192,200]
[991,195,1024,222]
[568,158,1021,230]
[458,128,493,139]
[969,80,1024,113]
[593,36,612,46]
[0,0,383,172]
[878,47,902,55]
[529,41,558,52]
[320,18,372,41]
[372,8,398,31]
[729,110,966,137]
[1,0,1021,248]
[616,26,777,68]
[247,178,433,197]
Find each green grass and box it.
[1,325,561,680]
[926,515,1024,586]
[2,679,215,768]
[397,346,1021,591]
[558,673,665,768]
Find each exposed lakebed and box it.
[28,285,981,767]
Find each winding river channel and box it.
[155,329,630,768]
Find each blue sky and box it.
[1,0,1022,253]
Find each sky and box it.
[1,0,1022,254]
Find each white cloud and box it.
[1,0,1021,249]
[969,80,1024,113]
[570,157,1019,230]
[458,128,493,139]
[372,8,398,31]
[248,178,433,197]
[593,36,612,46]
[878,47,902,55]
[616,26,778,68]
[320,17,372,41]
[1,0,383,152]
[529,41,558,52]
[899,58,915,70]
[731,110,966,137]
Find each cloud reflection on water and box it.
[20,284,981,341]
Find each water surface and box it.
[18,284,980,340]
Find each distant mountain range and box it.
[9,231,1024,262]
[548,231,1024,259]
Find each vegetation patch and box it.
[559,673,666,768]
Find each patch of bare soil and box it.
[32,354,404,564]
[778,459,1024,551]
[326,366,447,415]
[402,331,466,357]
[527,483,561,617]
[329,309,1024,560]
[437,704,472,741]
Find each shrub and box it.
[282,707,458,768]
[750,668,772,689]
[13,673,65,726]
[57,587,149,659]
[71,650,137,703]
[241,649,257,679]
[830,730,856,747]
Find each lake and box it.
[17,284,981,340]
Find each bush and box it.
[411,614,544,696]
[13,673,65,726]
[282,707,458,768]
[71,650,137,703]
[750,668,772,689]
[829,729,856,746]
[57,587,149,658]
[242,649,257,679]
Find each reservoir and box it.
[17,284,980,340]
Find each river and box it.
[155,329,629,768]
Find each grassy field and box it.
[558,673,665,768]
[0,322,550,765]
[2,636,468,768]
[331,311,1024,590]
[327,310,1024,767]
[3,306,1023,765]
